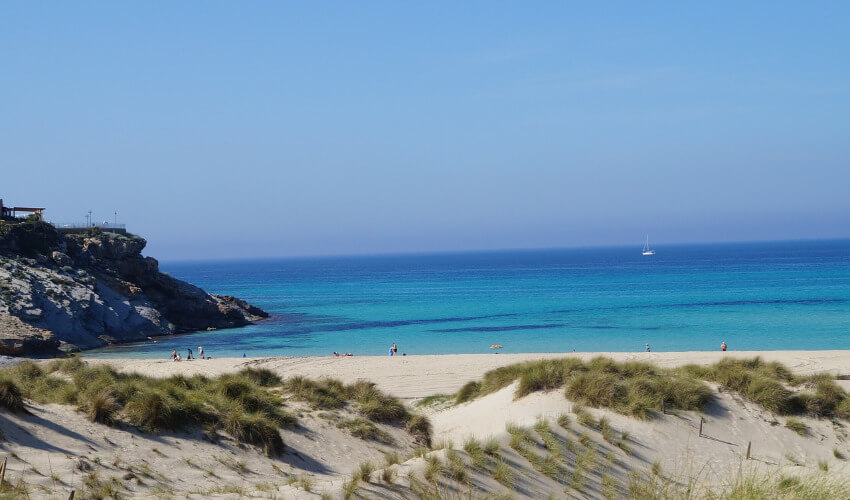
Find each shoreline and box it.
[83,349,850,399]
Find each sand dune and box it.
[0,351,846,498]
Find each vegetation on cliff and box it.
[0,217,60,256]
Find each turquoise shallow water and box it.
[85,240,850,358]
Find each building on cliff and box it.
[1,199,127,235]
[0,199,45,219]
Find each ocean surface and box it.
[85,240,850,358]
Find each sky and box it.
[2,1,849,260]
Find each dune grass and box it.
[784,418,808,436]
[452,357,712,419]
[355,461,374,483]
[82,389,121,425]
[0,359,430,455]
[491,459,513,487]
[679,358,850,418]
[0,377,26,413]
[506,422,563,481]
[452,356,850,421]
[338,417,393,443]
[483,437,501,456]
[462,437,486,468]
[282,376,431,444]
[623,462,850,500]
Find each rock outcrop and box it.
[0,221,267,355]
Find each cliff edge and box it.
[0,218,267,355]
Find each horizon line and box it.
[157,236,850,264]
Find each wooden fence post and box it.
[0,456,7,485]
[699,417,704,437]
[661,399,666,414]
[746,441,751,460]
[68,491,75,500]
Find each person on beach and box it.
[198,346,205,359]
[721,341,727,352]
[170,349,178,361]
[392,343,398,355]
[187,348,194,360]
[645,343,651,352]
[388,347,394,356]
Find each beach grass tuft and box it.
[338,417,392,443]
[356,461,374,483]
[463,437,486,468]
[0,378,26,413]
[81,389,120,425]
[784,417,808,436]
[492,459,513,487]
[483,437,501,456]
[406,414,433,446]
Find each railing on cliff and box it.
[51,222,128,235]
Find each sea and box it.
[85,240,850,358]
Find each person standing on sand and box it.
[388,346,394,356]
[170,349,178,361]
[187,348,194,360]
[645,343,651,352]
[198,346,204,359]
[721,341,727,351]
[392,343,398,355]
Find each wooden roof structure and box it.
[0,199,45,218]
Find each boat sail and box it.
[642,235,656,256]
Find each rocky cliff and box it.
[0,219,267,355]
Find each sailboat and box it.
[642,235,656,256]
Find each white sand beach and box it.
[86,350,850,398]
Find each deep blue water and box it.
[85,240,850,358]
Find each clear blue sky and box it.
[2,2,848,260]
